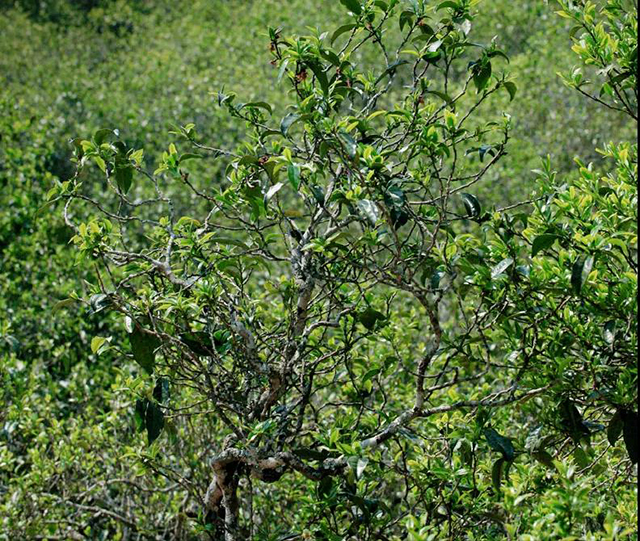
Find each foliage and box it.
[0,0,637,540]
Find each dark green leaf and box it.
[310,185,325,205]
[317,476,334,498]
[399,10,414,31]
[145,401,164,445]
[243,101,273,115]
[492,457,505,493]
[573,446,591,468]
[153,377,170,405]
[461,193,481,218]
[473,62,492,92]
[179,153,204,162]
[52,298,78,314]
[607,410,624,446]
[238,155,260,166]
[488,50,510,62]
[384,187,408,229]
[532,451,555,469]
[358,308,387,331]
[115,164,134,194]
[308,61,330,95]
[437,1,459,10]
[532,234,560,257]
[94,128,116,146]
[331,23,358,44]
[130,327,159,374]
[559,400,590,441]
[288,164,301,191]
[180,332,215,356]
[134,399,147,433]
[212,237,251,250]
[339,0,362,15]
[375,60,409,84]
[571,255,595,295]
[426,90,454,105]
[503,81,518,101]
[622,411,639,464]
[338,131,358,159]
[281,113,301,137]
[484,428,515,460]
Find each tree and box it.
[52,0,636,538]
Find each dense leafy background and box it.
[0,0,636,539]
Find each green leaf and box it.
[93,128,116,146]
[491,258,514,280]
[603,321,616,345]
[308,61,330,95]
[622,411,639,464]
[358,308,387,331]
[492,457,505,493]
[180,332,215,356]
[153,377,170,405]
[338,131,358,159]
[212,237,251,250]
[375,60,410,85]
[145,401,164,445]
[115,164,134,194]
[571,255,595,295]
[238,155,260,167]
[503,81,518,101]
[484,428,515,460]
[573,446,591,468]
[134,399,147,432]
[310,185,325,205]
[384,186,408,229]
[243,101,273,115]
[92,155,107,173]
[357,199,380,226]
[89,293,110,314]
[473,62,492,92]
[130,327,159,374]
[339,0,362,15]
[607,410,624,446]
[356,458,369,478]
[331,23,358,44]
[461,193,481,218]
[532,451,556,469]
[288,164,301,191]
[277,58,290,83]
[532,234,560,257]
[91,336,108,355]
[431,270,445,290]
[399,10,414,31]
[426,40,442,53]
[52,298,78,314]
[281,113,301,137]
[437,1,459,10]
[559,400,590,442]
[426,90,454,105]
[179,153,203,162]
